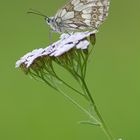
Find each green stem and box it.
[81,78,115,140]
[54,74,87,99]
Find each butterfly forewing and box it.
[54,0,110,32]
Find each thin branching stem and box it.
[55,86,101,125]
[81,78,115,140]
[50,63,86,98]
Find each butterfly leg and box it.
[49,29,53,45]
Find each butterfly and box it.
[28,0,110,33]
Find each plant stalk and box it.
[81,78,115,140]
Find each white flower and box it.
[76,40,90,49]
[16,31,97,68]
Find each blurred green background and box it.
[0,0,140,140]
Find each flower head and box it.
[16,31,96,72]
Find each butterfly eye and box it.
[47,18,51,23]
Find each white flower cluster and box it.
[16,31,97,68]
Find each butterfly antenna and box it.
[27,8,49,19]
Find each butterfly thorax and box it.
[46,17,65,33]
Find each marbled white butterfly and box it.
[28,0,110,33]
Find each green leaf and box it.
[78,120,100,126]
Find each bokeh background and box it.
[0,0,140,140]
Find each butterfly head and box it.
[46,17,55,26]
[46,17,64,33]
[46,17,57,31]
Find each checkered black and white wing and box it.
[55,0,110,31]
